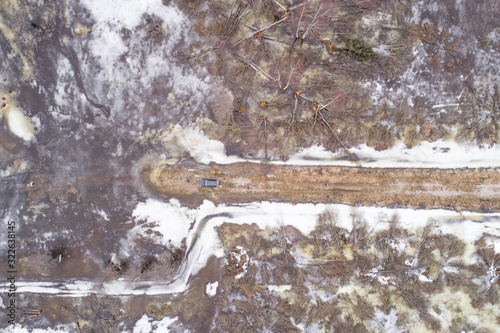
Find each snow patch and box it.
[0,159,29,178]
[388,238,407,254]
[133,314,179,333]
[267,285,292,293]
[232,246,249,280]
[80,0,186,31]
[131,198,195,248]
[361,267,393,285]
[133,315,152,333]
[3,105,36,142]
[370,309,404,333]
[151,124,242,165]
[205,281,218,297]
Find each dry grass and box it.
[420,311,442,331]
[366,123,395,150]
[378,288,393,315]
[392,0,412,23]
[352,294,375,321]
[66,295,122,333]
[206,208,500,333]
[210,89,234,125]
[19,252,56,277]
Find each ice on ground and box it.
[80,0,186,31]
[11,201,500,298]
[205,281,218,297]
[58,0,211,130]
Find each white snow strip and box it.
[431,103,460,108]
[283,141,500,168]
[267,285,292,293]
[154,124,500,168]
[3,325,70,333]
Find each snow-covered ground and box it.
[10,199,500,296]
[4,0,500,331]
[6,198,500,331]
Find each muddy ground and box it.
[145,161,500,212]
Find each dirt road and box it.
[142,162,500,212]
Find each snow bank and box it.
[126,199,500,295]
[155,124,500,168]
[287,141,500,169]
[154,124,241,165]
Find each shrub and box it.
[344,38,376,61]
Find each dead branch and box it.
[231,16,289,49]
[234,51,277,82]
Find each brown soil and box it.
[143,162,500,212]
